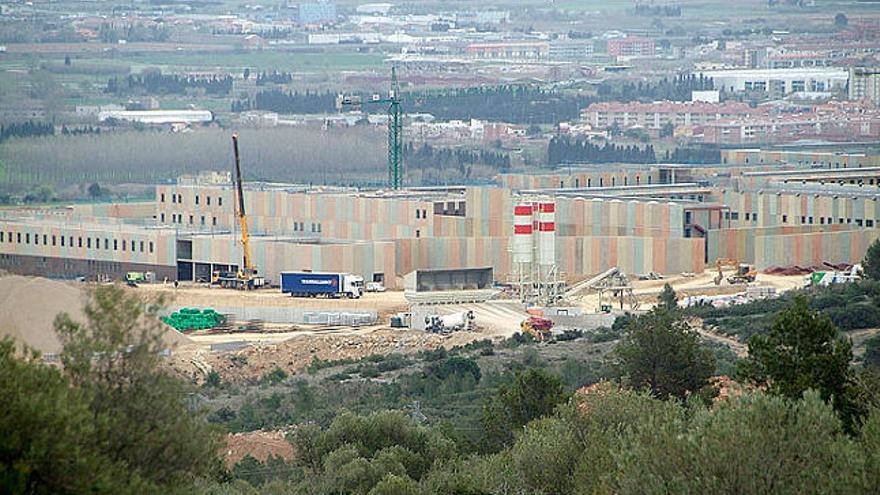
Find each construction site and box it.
[3,140,879,380]
[2,67,879,379]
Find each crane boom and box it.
[231,133,253,276]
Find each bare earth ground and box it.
[136,283,409,319]
[158,270,812,383]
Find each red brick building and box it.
[607,36,655,57]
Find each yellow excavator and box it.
[714,258,756,285]
[213,134,265,290]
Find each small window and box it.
[189,215,193,224]
[201,216,205,225]
[33,234,38,245]
[122,240,126,251]
[820,217,825,225]
[171,194,176,204]
[207,197,211,206]
[422,209,427,218]
[868,220,875,228]
[140,241,144,252]
[809,216,814,224]
[78,237,82,248]
[87,238,92,248]
[7,231,11,243]
[415,210,420,219]
[43,234,47,245]
[25,233,29,244]
[104,239,109,250]
[745,213,750,221]
[801,216,806,224]
[149,241,154,253]
[218,197,223,206]
[782,215,787,224]
[52,235,56,246]
[69,236,73,247]
[416,229,421,238]
[212,217,217,226]
[1,232,4,242]
[161,193,165,203]
[114,239,118,251]
[60,235,64,246]
[195,195,200,205]
[160,213,165,222]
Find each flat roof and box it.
[699,68,849,78]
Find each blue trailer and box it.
[280,271,363,298]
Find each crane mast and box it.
[231,133,252,276]
[337,66,404,189]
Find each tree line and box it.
[97,22,170,43]
[255,70,294,86]
[404,143,511,171]
[232,89,337,114]
[233,85,595,124]
[597,74,714,102]
[548,135,657,165]
[106,71,233,96]
[634,3,682,16]
[234,78,716,124]
[0,121,54,143]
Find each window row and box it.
[161,213,218,226]
[1,231,154,253]
[292,222,322,233]
[160,192,223,207]
[724,212,877,228]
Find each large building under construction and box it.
[2,150,880,287]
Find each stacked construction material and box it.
[162,308,227,332]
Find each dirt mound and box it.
[0,275,191,354]
[223,430,295,468]
[199,328,486,383]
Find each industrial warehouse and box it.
[2,147,880,293]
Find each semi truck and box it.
[280,271,363,298]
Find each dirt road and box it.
[136,283,408,317]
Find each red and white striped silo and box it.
[537,202,556,267]
[512,203,534,264]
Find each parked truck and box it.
[280,271,363,298]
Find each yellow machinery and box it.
[214,134,265,290]
[714,259,756,285]
[521,316,553,341]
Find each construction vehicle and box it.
[713,259,755,285]
[219,134,265,290]
[425,310,475,334]
[521,316,554,341]
[727,264,757,285]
